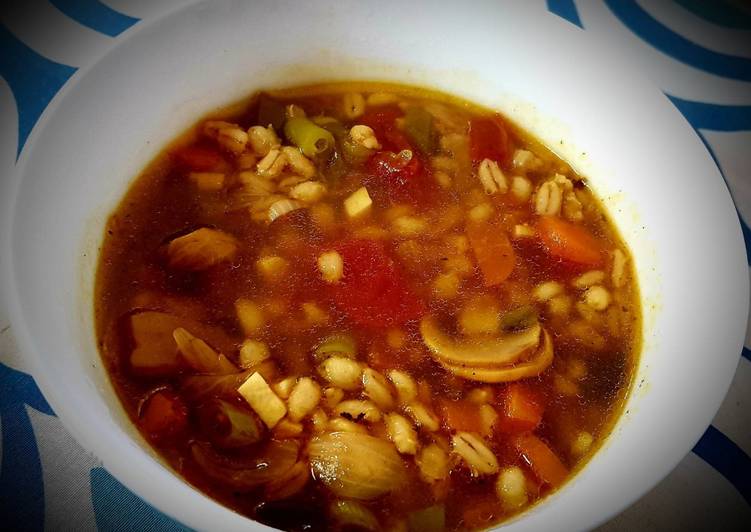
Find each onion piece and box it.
[308,432,407,500]
[190,439,299,491]
[173,327,237,375]
[181,370,252,401]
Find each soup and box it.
[95,83,640,531]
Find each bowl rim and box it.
[1,1,748,531]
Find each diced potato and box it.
[512,224,535,239]
[391,216,428,237]
[128,312,182,373]
[468,203,493,223]
[385,413,418,455]
[458,295,500,336]
[319,357,362,390]
[318,250,343,283]
[238,372,287,428]
[496,466,528,511]
[571,431,594,457]
[432,272,460,300]
[167,228,238,271]
[344,187,373,218]
[301,301,329,326]
[288,377,322,421]
[238,339,271,368]
[235,299,266,335]
[256,255,289,283]
[272,376,297,399]
[416,443,449,482]
[189,172,225,192]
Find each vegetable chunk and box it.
[238,372,287,428]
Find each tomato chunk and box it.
[359,105,410,152]
[173,146,225,171]
[469,115,511,165]
[436,399,485,433]
[328,239,425,328]
[536,216,604,267]
[497,384,543,433]
[141,390,188,441]
[365,150,434,206]
[466,221,516,286]
[512,433,568,487]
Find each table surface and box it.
[0,1,749,530]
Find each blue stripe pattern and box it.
[692,425,751,505]
[0,363,54,531]
[49,0,139,38]
[666,94,751,266]
[546,0,583,29]
[90,468,191,531]
[675,0,751,31]
[604,0,751,81]
[0,24,76,157]
[667,96,751,132]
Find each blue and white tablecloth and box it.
[0,1,749,530]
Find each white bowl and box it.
[1,1,747,530]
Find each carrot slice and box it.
[173,146,225,171]
[141,391,188,441]
[466,222,516,286]
[436,399,485,433]
[536,216,603,266]
[497,384,543,433]
[512,433,568,487]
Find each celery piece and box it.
[404,107,436,155]
[284,117,335,157]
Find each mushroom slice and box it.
[420,316,541,368]
[438,329,554,383]
[167,227,238,270]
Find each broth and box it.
[95,82,640,531]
